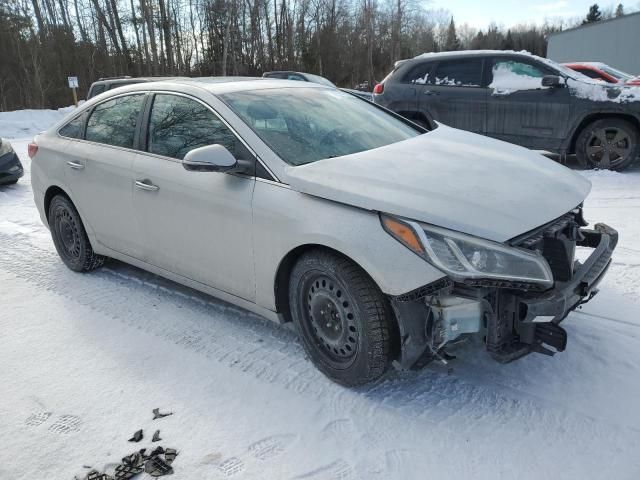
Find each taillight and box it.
[28,142,38,159]
[373,83,384,94]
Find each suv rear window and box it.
[433,59,483,87]
[402,62,433,84]
[87,84,106,99]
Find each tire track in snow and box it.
[2,232,640,462]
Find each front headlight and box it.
[381,214,553,287]
[0,139,13,157]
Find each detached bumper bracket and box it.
[534,322,567,352]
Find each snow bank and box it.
[0,106,75,139]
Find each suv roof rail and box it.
[97,76,133,81]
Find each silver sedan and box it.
[30,78,617,386]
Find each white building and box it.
[547,12,640,76]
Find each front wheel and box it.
[49,195,105,272]
[289,250,393,386]
[576,118,639,171]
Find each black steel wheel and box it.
[289,249,392,386]
[576,119,639,171]
[49,194,105,272]
[303,273,359,366]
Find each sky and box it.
[426,0,638,28]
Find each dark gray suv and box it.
[374,50,640,171]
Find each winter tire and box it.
[49,194,105,272]
[289,249,392,386]
[576,118,640,171]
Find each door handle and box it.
[423,90,440,96]
[491,89,511,97]
[67,161,85,170]
[135,180,159,192]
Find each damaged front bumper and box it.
[389,222,618,370]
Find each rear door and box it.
[485,56,572,151]
[415,57,487,134]
[64,93,145,257]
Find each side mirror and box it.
[542,75,564,88]
[182,144,241,172]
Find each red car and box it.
[564,62,640,86]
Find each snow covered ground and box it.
[1,110,640,480]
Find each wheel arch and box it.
[273,243,401,358]
[568,112,640,154]
[44,185,73,224]
[274,244,357,323]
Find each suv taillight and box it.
[28,142,38,159]
[373,83,384,94]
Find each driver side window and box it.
[147,94,238,160]
[490,59,548,91]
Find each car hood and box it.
[284,125,591,242]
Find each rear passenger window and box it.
[403,62,433,84]
[59,112,87,139]
[147,94,238,160]
[433,59,483,87]
[86,94,145,149]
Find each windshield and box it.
[221,87,422,165]
[600,65,634,81]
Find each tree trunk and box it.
[158,0,174,72]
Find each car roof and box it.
[263,71,306,76]
[406,50,538,64]
[563,62,606,69]
[91,77,328,96]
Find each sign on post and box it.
[68,76,79,107]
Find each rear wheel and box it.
[289,249,392,386]
[576,118,639,171]
[48,195,105,272]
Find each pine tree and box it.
[502,30,514,50]
[583,4,602,24]
[444,18,461,51]
[615,3,624,17]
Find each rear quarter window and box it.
[401,62,433,84]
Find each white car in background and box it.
[29,78,617,386]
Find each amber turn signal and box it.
[380,215,425,257]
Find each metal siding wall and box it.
[548,14,640,75]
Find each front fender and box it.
[252,181,447,311]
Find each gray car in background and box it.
[0,139,23,185]
[263,70,374,101]
[374,50,640,170]
[30,78,616,386]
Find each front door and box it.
[485,57,572,151]
[416,57,487,134]
[132,93,256,301]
